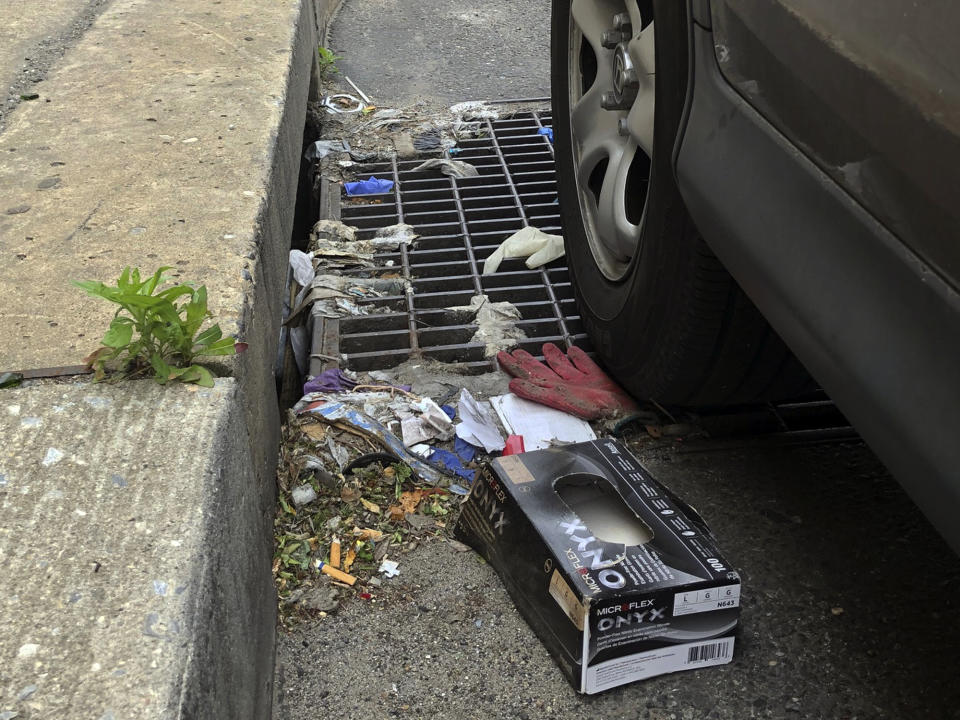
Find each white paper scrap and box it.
[455,389,506,452]
[399,397,454,446]
[409,443,433,459]
[489,393,596,450]
[379,559,400,578]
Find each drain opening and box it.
[316,109,591,374]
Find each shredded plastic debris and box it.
[448,294,526,357]
[373,223,418,246]
[310,219,357,245]
[412,158,480,179]
[291,275,407,321]
[449,100,500,120]
[298,398,452,486]
[304,139,350,161]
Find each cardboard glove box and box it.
[454,439,741,694]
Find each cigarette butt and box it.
[330,538,341,569]
[319,562,357,586]
[353,526,384,542]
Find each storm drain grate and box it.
[311,108,855,445]
[328,109,587,372]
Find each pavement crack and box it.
[63,200,103,245]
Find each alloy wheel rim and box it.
[567,0,655,281]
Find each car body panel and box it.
[710,0,960,288]
[674,19,960,554]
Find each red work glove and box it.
[497,343,638,420]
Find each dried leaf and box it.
[645,425,662,439]
[342,545,357,572]
[360,498,381,514]
[398,489,427,515]
[341,485,360,502]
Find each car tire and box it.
[551,0,813,406]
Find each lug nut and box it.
[601,92,629,111]
[601,30,622,48]
[613,13,633,35]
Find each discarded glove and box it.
[497,343,638,420]
[483,226,565,274]
[537,126,554,144]
[344,176,394,196]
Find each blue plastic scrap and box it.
[537,126,554,144]
[427,447,476,483]
[454,437,478,462]
[344,176,394,196]
[441,405,456,421]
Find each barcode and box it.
[686,640,731,664]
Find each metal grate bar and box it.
[482,116,573,349]
[389,154,420,356]
[531,109,556,161]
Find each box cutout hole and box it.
[555,473,654,546]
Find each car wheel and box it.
[551,0,813,406]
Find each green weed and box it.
[317,46,341,78]
[75,266,240,387]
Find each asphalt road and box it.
[0,0,109,133]
[275,438,960,720]
[277,1,960,718]
[327,0,551,105]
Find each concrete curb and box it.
[0,0,339,717]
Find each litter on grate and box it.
[303,106,855,448]
[322,109,588,373]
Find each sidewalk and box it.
[0,0,336,716]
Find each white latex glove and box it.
[482,226,565,274]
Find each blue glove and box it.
[537,126,554,144]
[344,176,395,196]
